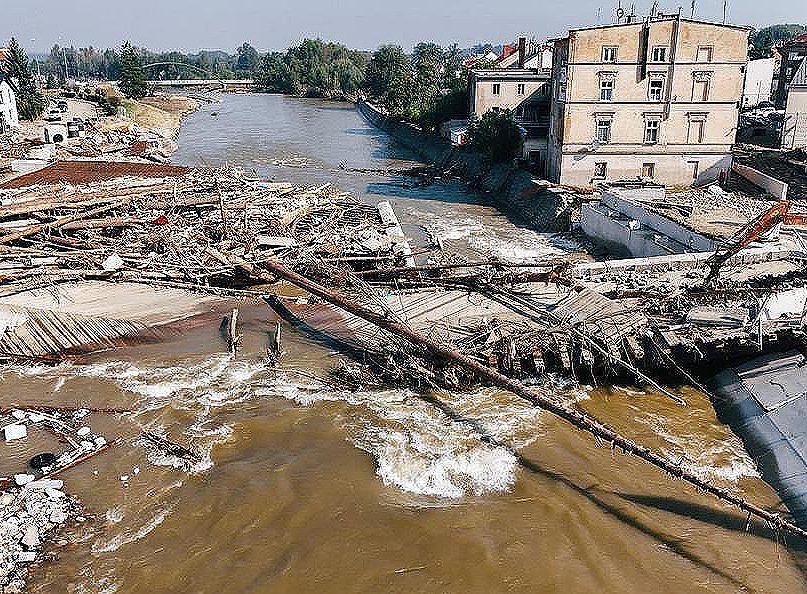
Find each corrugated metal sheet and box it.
[0,160,187,189]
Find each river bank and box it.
[357,100,574,232]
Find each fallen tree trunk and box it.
[229,253,807,542]
[0,197,135,245]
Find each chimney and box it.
[518,37,526,68]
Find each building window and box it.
[693,78,710,101]
[790,52,800,61]
[651,47,667,63]
[596,118,612,143]
[642,163,655,178]
[557,83,566,101]
[649,78,664,101]
[688,160,700,180]
[594,162,608,178]
[687,118,706,143]
[696,46,713,63]
[492,83,501,95]
[644,119,660,143]
[601,47,618,63]
[517,83,525,95]
[600,79,614,101]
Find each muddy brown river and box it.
[4,94,807,593]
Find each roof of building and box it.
[499,44,517,61]
[792,57,807,87]
[560,15,750,36]
[470,69,551,81]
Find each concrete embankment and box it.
[357,101,571,232]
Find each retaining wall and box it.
[732,163,789,200]
[357,100,570,232]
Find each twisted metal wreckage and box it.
[2,164,807,541]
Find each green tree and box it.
[363,45,415,118]
[750,24,807,58]
[466,109,523,163]
[3,37,45,120]
[118,42,147,99]
[411,42,443,117]
[235,42,260,75]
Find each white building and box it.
[783,58,807,149]
[743,58,775,107]
[0,73,20,133]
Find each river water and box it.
[6,94,807,593]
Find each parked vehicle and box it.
[44,110,62,122]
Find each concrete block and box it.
[3,424,27,442]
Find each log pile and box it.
[0,166,414,301]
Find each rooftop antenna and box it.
[650,1,659,17]
[616,0,624,23]
[597,7,602,24]
[722,0,727,24]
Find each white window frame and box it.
[642,162,656,178]
[600,79,614,101]
[517,83,525,95]
[595,118,612,144]
[601,46,618,63]
[651,46,667,63]
[648,77,664,102]
[644,119,660,144]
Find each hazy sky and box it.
[2,0,804,53]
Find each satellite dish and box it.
[616,7,625,19]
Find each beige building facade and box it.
[469,69,551,165]
[547,16,748,188]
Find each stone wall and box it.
[357,100,571,232]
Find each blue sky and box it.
[2,0,804,53]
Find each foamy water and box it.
[414,210,583,263]
[633,409,759,485]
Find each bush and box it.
[465,109,523,163]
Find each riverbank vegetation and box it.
[254,39,367,99]
[362,43,468,131]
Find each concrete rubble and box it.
[1,407,105,594]
[0,480,78,594]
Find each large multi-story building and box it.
[546,15,748,188]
